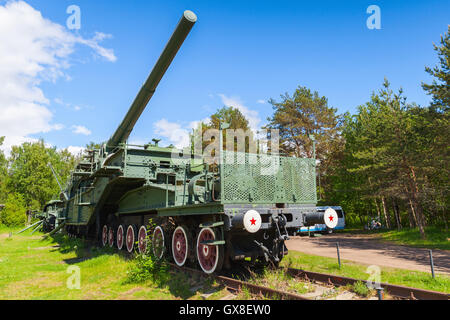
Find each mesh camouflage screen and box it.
[220,152,317,204]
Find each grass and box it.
[378,227,450,250]
[243,267,378,300]
[0,225,21,234]
[235,286,253,300]
[336,226,450,250]
[0,227,229,300]
[246,267,314,296]
[281,251,450,293]
[1,226,449,299]
[351,281,374,297]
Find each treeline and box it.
[322,80,448,236]
[324,27,449,236]
[265,80,445,236]
[265,26,449,237]
[0,139,78,227]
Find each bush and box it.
[0,193,27,227]
[351,281,372,297]
[125,253,168,284]
[125,223,170,284]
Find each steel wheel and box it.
[196,228,222,274]
[116,225,125,250]
[108,227,115,247]
[101,225,108,247]
[152,226,165,260]
[172,226,189,266]
[126,225,136,253]
[138,226,148,254]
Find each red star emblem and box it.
[250,217,257,225]
[329,216,334,222]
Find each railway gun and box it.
[37,10,340,274]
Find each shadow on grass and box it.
[142,261,278,300]
[140,265,220,299]
[40,232,226,300]
[42,233,119,265]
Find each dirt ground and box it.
[286,233,450,275]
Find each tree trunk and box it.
[408,199,419,227]
[442,208,448,233]
[404,186,416,228]
[26,210,32,226]
[409,194,426,239]
[408,166,426,239]
[414,201,427,239]
[406,199,416,228]
[374,198,381,221]
[381,197,391,229]
[392,198,402,230]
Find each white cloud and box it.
[151,117,210,150]
[257,99,266,104]
[54,98,64,105]
[152,117,211,149]
[72,125,92,136]
[189,117,210,130]
[77,32,117,63]
[154,119,191,149]
[218,94,261,132]
[54,97,83,111]
[66,146,85,156]
[53,124,65,131]
[0,1,116,154]
[153,95,264,151]
[128,139,147,146]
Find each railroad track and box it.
[286,268,450,300]
[171,263,309,300]
[171,263,449,300]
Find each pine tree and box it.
[422,25,450,111]
[266,86,343,163]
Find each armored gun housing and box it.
[40,10,339,273]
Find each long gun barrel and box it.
[107,10,197,149]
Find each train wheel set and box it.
[101,224,147,254]
[99,218,225,274]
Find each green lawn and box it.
[281,251,450,293]
[379,227,450,250]
[336,226,450,250]
[0,227,448,299]
[0,228,227,300]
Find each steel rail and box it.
[170,263,309,300]
[286,268,450,300]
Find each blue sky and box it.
[0,0,448,153]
